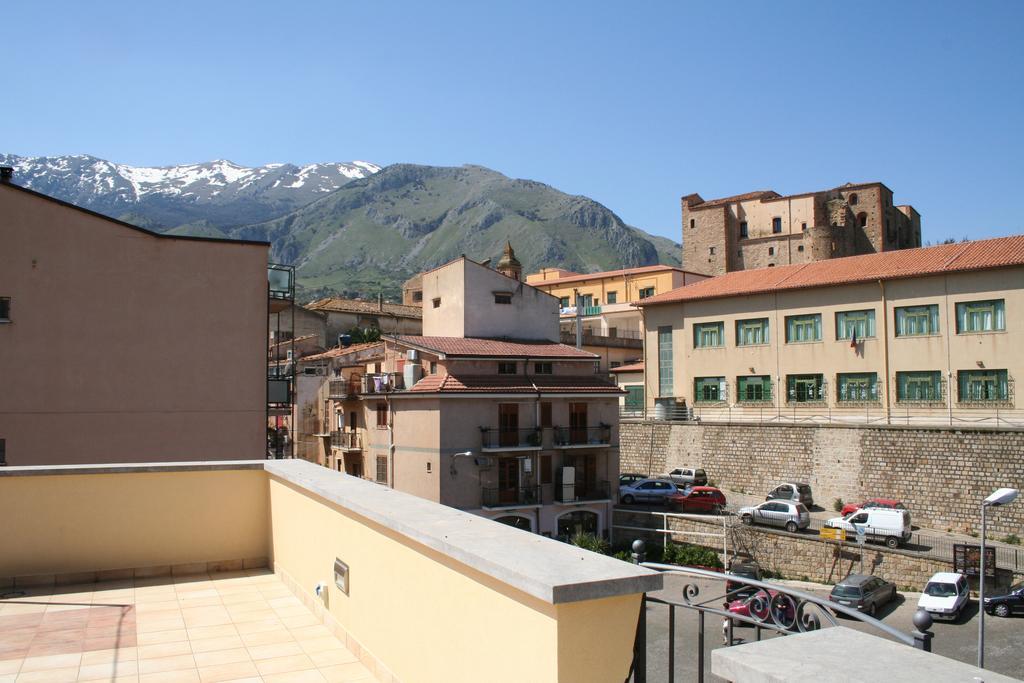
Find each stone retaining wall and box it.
[619,421,1024,537]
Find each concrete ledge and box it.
[0,460,268,477]
[265,459,663,604]
[711,627,1022,683]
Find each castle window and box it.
[432,298,441,308]
[801,222,807,231]
[740,221,748,238]
[772,217,782,234]
[849,193,859,205]
[858,212,867,228]
[768,247,775,256]
[709,247,715,255]
[797,245,805,252]
[690,219,695,229]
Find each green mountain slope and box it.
[226,164,681,300]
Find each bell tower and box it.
[496,241,522,281]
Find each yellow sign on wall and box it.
[820,527,847,541]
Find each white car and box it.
[917,572,970,621]
[823,508,912,549]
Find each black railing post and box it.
[912,609,934,652]
[668,604,675,683]
[697,610,705,683]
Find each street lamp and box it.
[979,487,1018,669]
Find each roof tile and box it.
[306,297,422,319]
[408,373,623,394]
[392,336,598,359]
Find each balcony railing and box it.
[328,378,361,399]
[555,479,610,503]
[481,485,542,508]
[361,372,405,394]
[554,425,612,447]
[330,431,360,450]
[480,427,542,450]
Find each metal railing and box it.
[554,425,612,446]
[480,427,542,449]
[361,372,405,394]
[328,378,361,399]
[625,541,936,683]
[330,431,360,450]
[481,485,541,508]
[555,479,611,503]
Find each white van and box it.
[823,508,912,548]
[918,572,970,621]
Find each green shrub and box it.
[832,498,844,513]
[1003,534,1021,546]
[613,550,634,562]
[570,532,609,555]
[660,542,723,569]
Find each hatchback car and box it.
[840,498,907,517]
[738,500,810,533]
[725,590,796,628]
[668,486,726,514]
[665,467,708,486]
[619,478,678,505]
[766,482,814,508]
[725,559,762,602]
[828,574,897,616]
[984,581,1024,618]
[619,473,648,488]
[918,572,970,621]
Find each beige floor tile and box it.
[81,647,139,665]
[231,609,278,624]
[137,629,189,646]
[195,660,260,683]
[15,666,80,683]
[308,650,357,668]
[287,626,331,641]
[20,653,83,673]
[247,642,303,661]
[138,617,188,633]
[0,661,22,676]
[138,654,197,675]
[261,670,326,683]
[138,641,194,660]
[183,613,233,628]
[189,637,245,654]
[240,630,294,647]
[271,606,308,619]
[279,615,318,629]
[296,638,343,656]
[0,675,15,683]
[192,649,250,668]
[224,600,269,614]
[216,678,261,683]
[78,659,140,680]
[317,662,373,683]
[186,625,238,641]
[234,618,285,635]
[255,654,317,676]
[266,597,301,609]
[138,670,201,683]
[178,596,224,609]
[137,601,183,613]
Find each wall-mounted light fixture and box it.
[334,558,349,595]
[977,360,985,368]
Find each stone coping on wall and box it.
[619,418,1024,433]
[0,459,664,605]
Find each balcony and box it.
[480,427,542,451]
[555,479,611,504]
[554,425,612,448]
[481,484,542,509]
[330,430,361,451]
[328,377,360,399]
[360,372,405,394]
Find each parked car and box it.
[738,500,811,533]
[665,467,708,486]
[918,572,971,621]
[823,508,912,549]
[766,482,814,508]
[619,473,648,488]
[668,486,726,514]
[725,559,762,602]
[726,590,795,627]
[828,574,897,616]
[619,478,678,505]
[984,581,1024,618]
[840,498,907,517]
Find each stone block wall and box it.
[619,421,1024,537]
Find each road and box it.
[639,573,1024,682]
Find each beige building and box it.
[682,182,921,276]
[640,236,1024,427]
[610,362,644,415]
[305,295,421,344]
[0,175,269,465]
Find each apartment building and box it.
[308,252,624,538]
[639,236,1024,426]
[305,295,422,344]
[0,171,269,465]
[682,182,921,276]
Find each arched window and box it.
[857,212,868,228]
[495,515,533,532]
[557,510,599,541]
[849,193,859,205]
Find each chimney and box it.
[0,167,13,184]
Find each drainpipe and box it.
[879,280,892,425]
[575,288,583,350]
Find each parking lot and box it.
[640,572,1024,681]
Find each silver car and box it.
[619,478,678,505]
[738,500,810,533]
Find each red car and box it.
[668,486,726,513]
[840,498,906,517]
[726,590,796,627]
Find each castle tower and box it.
[496,241,522,281]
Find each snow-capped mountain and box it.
[0,153,380,232]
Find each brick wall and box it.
[620,421,1024,537]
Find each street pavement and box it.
[639,573,1024,682]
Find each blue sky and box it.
[4,1,1023,243]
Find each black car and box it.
[984,581,1024,617]
[725,559,762,602]
[619,473,648,488]
[828,574,897,616]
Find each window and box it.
[494,293,512,304]
[498,362,517,375]
[736,318,769,346]
[560,296,570,308]
[849,193,858,205]
[785,314,822,343]
[432,298,441,308]
[350,411,357,429]
[606,291,618,304]
[895,305,939,336]
[896,371,943,402]
[429,361,438,374]
[709,247,715,255]
[837,373,879,402]
[836,310,876,340]
[534,362,553,374]
[540,402,552,428]
[737,375,772,403]
[609,361,621,368]
[768,247,775,256]
[639,287,655,299]
[801,222,807,232]
[956,299,1005,333]
[412,291,423,302]
[693,321,725,348]
[376,402,388,428]
[857,212,867,228]
[958,370,1009,403]
[739,221,748,238]
[797,245,804,252]
[624,385,643,411]
[593,360,601,374]
[690,219,695,229]
[694,377,726,403]
[376,456,387,483]
[772,217,782,233]
[540,455,553,485]
[787,374,825,403]
[657,326,673,396]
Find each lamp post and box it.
[978,487,1018,669]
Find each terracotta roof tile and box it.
[391,336,598,359]
[306,297,422,319]
[528,264,695,287]
[610,362,644,373]
[639,235,1024,305]
[408,373,623,394]
[298,342,384,362]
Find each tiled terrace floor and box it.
[0,570,374,683]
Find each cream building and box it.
[639,236,1024,427]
